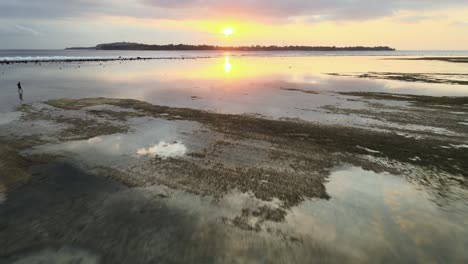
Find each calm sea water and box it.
[1,49,468,61]
[1,51,468,114]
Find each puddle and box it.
[82,104,138,113]
[0,184,5,205]
[356,145,381,154]
[7,246,100,264]
[26,117,202,167]
[0,112,21,125]
[286,166,468,263]
[450,144,468,149]
[136,141,187,159]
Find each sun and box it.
[221,27,234,37]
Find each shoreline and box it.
[0,56,211,65]
[2,54,468,65]
[389,57,468,63]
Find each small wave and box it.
[1,56,130,61]
[0,55,214,63]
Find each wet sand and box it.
[1,92,467,263]
[0,56,210,65]
[329,72,468,85]
[392,57,468,63]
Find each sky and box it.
[1,0,468,50]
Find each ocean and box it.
[2,49,468,62]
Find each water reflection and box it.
[28,117,200,167]
[223,55,232,73]
[3,161,467,263]
[1,55,468,113]
[9,246,100,264]
[0,184,5,205]
[0,112,21,125]
[136,141,187,159]
[287,166,468,263]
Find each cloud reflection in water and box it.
[136,141,187,159]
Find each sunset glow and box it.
[221,27,234,37]
[2,1,468,49]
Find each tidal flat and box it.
[1,55,468,263]
[1,93,468,263]
[392,57,468,64]
[329,72,468,85]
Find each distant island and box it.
[67,42,395,51]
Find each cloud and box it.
[13,24,41,36]
[0,0,467,22]
[0,0,100,19]
[0,23,41,36]
[140,0,468,21]
[451,20,468,27]
[398,14,448,24]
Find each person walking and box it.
[17,82,23,101]
[17,82,23,93]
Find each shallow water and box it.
[287,166,468,263]
[1,53,468,263]
[2,163,467,263]
[26,115,204,167]
[2,49,468,61]
[1,53,468,140]
[1,54,468,114]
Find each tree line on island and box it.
[67,42,395,51]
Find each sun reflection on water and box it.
[223,55,232,73]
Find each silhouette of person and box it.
[17,82,23,101]
[17,82,23,93]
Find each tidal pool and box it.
[287,166,468,263]
[1,163,467,263]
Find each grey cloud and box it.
[398,14,448,24]
[0,0,101,18]
[0,23,41,36]
[0,0,467,22]
[451,21,468,27]
[13,24,41,36]
[141,0,468,21]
